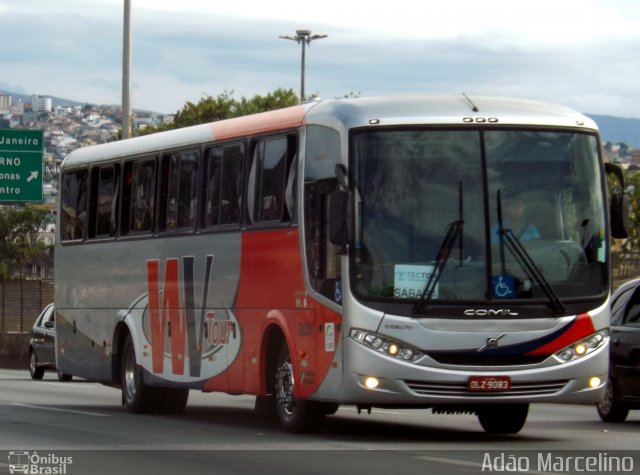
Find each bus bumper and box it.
[337,337,607,406]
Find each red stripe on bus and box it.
[210,106,307,141]
[525,313,596,356]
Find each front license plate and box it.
[467,375,511,392]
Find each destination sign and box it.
[0,129,44,202]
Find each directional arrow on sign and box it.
[26,171,39,183]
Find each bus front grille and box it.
[404,379,568,397]
[425,353,549,366]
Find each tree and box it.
[138,88,300,135]
[621,169,640,254]
[0,205,50,281]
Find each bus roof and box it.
[61,95,597,168]
[304,94,598,131]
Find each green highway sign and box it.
[0,129,44,202]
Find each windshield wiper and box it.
[413,219,464,314]
[496,191,565,315]
[413,182,464,314]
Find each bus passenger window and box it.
[248,136,296,224]
[61,170,89,242]
[204,144,243,227]
[164,151,199,230]
[94,165,119,238]
[129,159,156,233]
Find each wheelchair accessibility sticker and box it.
[492,275,515,299]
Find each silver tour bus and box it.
[55,95,627,434]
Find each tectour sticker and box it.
[394,264,437,299]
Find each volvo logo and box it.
[478,333,506,352]
[463,308,519,317]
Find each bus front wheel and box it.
[274,344,325,432]
[476,403,529,434]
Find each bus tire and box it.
[254,394,277,419]
[157,387,189,415]
[597,377,629,423]
[476,403,529,434]
[121,333,158,414]
[274,344,325,433]
[29,351,44,380]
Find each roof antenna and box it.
[462,93,479,112]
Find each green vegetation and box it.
[138,88,300,135]
[0,205,50,281]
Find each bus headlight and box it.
[552,330,608,363]
[350,329,423,363]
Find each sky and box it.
[1,0,639,117]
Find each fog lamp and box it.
[365,377,379,389]
[589,376,602,388]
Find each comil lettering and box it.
[464,309,519,317]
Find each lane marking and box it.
[11,402,109,417]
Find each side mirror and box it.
[329,190,351,253]
[605,163,629,239]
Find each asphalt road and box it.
[1,369,639,474]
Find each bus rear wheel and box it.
[274,344,325,433]
[121,333,152,413]
[476,403,529,434]
[120,333,189,414]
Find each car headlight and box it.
[552,330,608,363]
[350,329,423,363]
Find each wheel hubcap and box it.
[124,347,137,399]
[276,356,295,415]
[30,353,37,373]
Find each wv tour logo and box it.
[144,255,241,380]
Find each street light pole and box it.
[122,0,132,139]
[279,30,327,102]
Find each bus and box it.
[55,95,627,434]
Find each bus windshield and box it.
[351,128,607,307]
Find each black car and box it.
[28,304,71,381]
[597,278,640,422]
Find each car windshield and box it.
[351,128,607,308]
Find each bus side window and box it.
[304,125,342,302]
[204,143,244,228]
[122,158,157,235]
[162,151,199,231]
[248,135,296,224]
[89,164,119,238]
[60,169,89,242]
